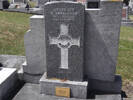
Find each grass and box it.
[117,26,133,81]
[0,11,133,82]
[0,11,32,55]
[129,15,133,20]
[28,1,36,8]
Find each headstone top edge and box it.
[44,1,84,6]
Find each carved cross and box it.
[49,24,80,69]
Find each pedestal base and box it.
[40,73,88,99]
[13,83,123,100]
[88,75,122,94]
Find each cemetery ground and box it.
[0,11,133,98]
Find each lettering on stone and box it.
[50,8,78,21]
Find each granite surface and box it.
[45,1,85,81]
[84,1,122,81]
[88,75,122,94]
[24,15,46,75]
[0,55,25,69]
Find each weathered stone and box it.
[24,15,46,75]
[0,55,25,69]
[84,1,122,81]
[40,73,88,99]
[45,1,84,81]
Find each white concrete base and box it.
[0,68,17,100]
[40,73,88,99]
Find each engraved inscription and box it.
[50,8,78,21]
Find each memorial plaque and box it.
[45,2,84,81]
[55,87,70,98]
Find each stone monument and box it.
[0,0,10,9]
[40,2,88,99]
[16,0,123,99]
[121,5,133,27]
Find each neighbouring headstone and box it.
[122,6,129,20]
[121,6,133,27]
[23,15,46,83]
[0,1,2,9]
[0,0,10,9]
[85,1,122,82]
[129,0,133,12]
[45,2,84,81]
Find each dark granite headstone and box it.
[86,0,100,8]
[45,1,84,81]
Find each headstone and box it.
[84,1,122,81]
[0,1,2,9]
[0,0,10,9]
[23,15,46,83]
[45,1,84,81]
[122,6,129,21]
[121,6,133,27]
[129,0,133,12]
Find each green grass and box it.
[0,11,133,82]
[117,26,133,81]
[0,11,32,55]
[29,1,36,8]
[129,15,133,20]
